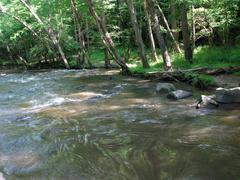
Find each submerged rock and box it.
[2,151,42,175]
[216,87,240,103]
[167,90,192,100]
[156,83,176,93]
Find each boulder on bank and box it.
[216,87,240,103]
[156,83,176,93]
[167,90,192,100]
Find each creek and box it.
[0,69,239,179]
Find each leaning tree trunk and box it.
[0,7,39,38]
[17,55,29,69]
[145,0,172,71]
[85,0,130,75]
[0,6,58,64]
[19,0,70,69]
[143,0,158,62]
[155,2,182,54]
[180,2,193,62]
[126,0,149,68]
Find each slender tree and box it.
[126,0,149,68]
[85,0,130,74]
[70,0,92,68]
[155,1,182,54]
[100,7,111,69]
[191,4,196,50]
[180,2,193,62]
[143,0,158,61]
[170,0,179,41]
[145,0,172,71]
[19,0,70,69]
[70,0,83,68]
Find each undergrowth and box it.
[129,45,240,74]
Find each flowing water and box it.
[0,69,239,180]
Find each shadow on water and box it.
[0,69,240,179]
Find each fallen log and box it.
[205,66,240,75]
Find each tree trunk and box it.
[6,45,17,65]
[85,0,130,75]
[126,0,149,68]
[180,2,193,62]
[191,5,196,50]
[71,0,93,68]
[104,48,111,68]
[70,0,83,68]
[19,0,70,69]
[100,7,111,69]
[170,1,179,41]
[155,2,182,54]
[85,21,91,50]
[143,0,158,61]
[17,55,29,68]
[224,8,229,46]
[100,9,111,69]
[145,0,172,71]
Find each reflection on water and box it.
[0,69,239,179]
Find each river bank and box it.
[1,65,240,90]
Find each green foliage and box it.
[129,61,163,74]
[130,45,240,75]
[183,72,216,88]
[0,59,13,66]
[0,0,239,70]
[128,45,239,88]
[172,45,240,69]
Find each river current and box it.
[0,69,239,179]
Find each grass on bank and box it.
[128,45,240,88]
[128,45,240,74]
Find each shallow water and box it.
[0,69,239,180]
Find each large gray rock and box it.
[196,95,219,109]
[167,90,192,100]
[216,87,240,103]
[156,83,176,93]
